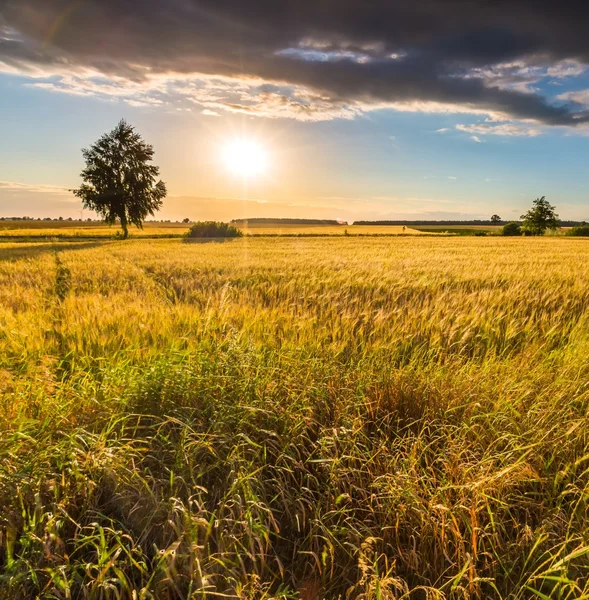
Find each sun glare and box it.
[222,139,268,178]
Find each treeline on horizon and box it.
[3,216,589,226]
[230,218,344,225]
[354,219,588,226]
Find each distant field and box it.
[0,220,435,238]
[2,236,589,598]
[238,223,432,235]
[0,220,188,238]
[413,225,503,230]
[413,224,503,235]
[0,219,189,230]
[0,226,189,238]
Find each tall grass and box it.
[1,237,589,598]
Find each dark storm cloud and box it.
[2,0,589,124]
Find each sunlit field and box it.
[236,224,431,235]
[0,221,432,238]
[0,221,189,238]
[2,236,589,598]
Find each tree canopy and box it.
[520,196,559,235]
[72,120,166,238]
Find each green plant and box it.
[185,221,243,238]
[566,225,589,236]
[53,252,71,301]
[502,221,522,236]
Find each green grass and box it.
[1,236,589,598]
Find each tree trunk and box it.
[119,211,129,239]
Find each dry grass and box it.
[1,236,589,599]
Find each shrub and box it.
[502,222,522,236]
[185,221,243,238]
[567,225,589,236]
[473,231,487,236]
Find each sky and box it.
[2,1,589,222]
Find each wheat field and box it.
[0,222,431,238]
[1,236,589,599]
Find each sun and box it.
[222,139,268,178]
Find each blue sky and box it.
[2,2,589,221]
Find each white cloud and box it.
[557,89,589,107]
[202,109,220,116]
[470,135,484,143]
[547,60,586,78]
[467,59,587,96]
[456,123,542,137]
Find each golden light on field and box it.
[221,138,268,178]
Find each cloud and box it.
[558,89,589,107]
[470,135,484,143]
[456,123,542,137]
[547,60,586,78]
[0,180,71,195]
[3,2,589,124]
[465,59,587,96]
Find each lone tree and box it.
[490,214,502,224]
[73,120,166,238]
[521,196,559,236]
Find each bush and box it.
[567,225,589,236]
[502,222,522,236]
[185,221,243,238]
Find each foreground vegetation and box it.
[1,236,589,598]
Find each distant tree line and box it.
[353,218,589,226]
[0,216,97,222]
[231,218,346,225]
[353,220,506,225]
[0,217,194,223]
